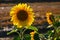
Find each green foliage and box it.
[8,13,60,40]
[24,34,31,40]
[53,21,60,27]
[7,29,18,35]
[28,26,38,31]
[56,27,60,33]
[34,33,40,40]
[47,30,54,37]
[56,16,60,18]
[13,35,21,40]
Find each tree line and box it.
[0,0,60,3]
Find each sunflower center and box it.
[17,10,28,21]
[49,15,54,22]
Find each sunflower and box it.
[10,3,34,28]
[30,31,36,40]
[46,12,54,24]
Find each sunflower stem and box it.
[52,26,57,40]
[20,28,23,40]
[20,28,27,40]
[16,32,21,39]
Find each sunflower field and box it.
[0,1,60,40]
[6,3,60,40]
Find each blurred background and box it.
[0,0,60,40]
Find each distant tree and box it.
[0,0,60,3]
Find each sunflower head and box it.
[10,3,34,28]
[46,12,54,24]
[30,31,36,35]
[30,31,36,40]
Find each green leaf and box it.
[34,33,40,40]
[47,30,54,37]
[28,26,38,31]
[13,35,21,40]
[24,34,31,40]
[53,21,60,27]
[55,16,60,18]
[56,27,60,33]
[7,29,18,35]
[54,37,57,40]
[56,37,60,40]
[39,34,45,38]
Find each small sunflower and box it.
[46,12,54,24]
[10,3,34,28]
[30,31,36,40]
